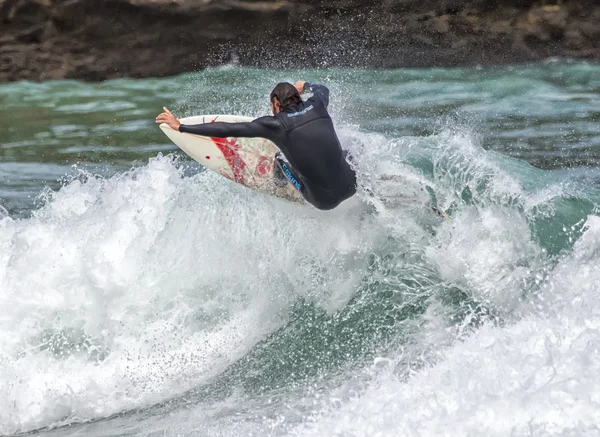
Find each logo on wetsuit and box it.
[287,105,314,118]
[282,162,302,191]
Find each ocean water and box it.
[1,62,600,436]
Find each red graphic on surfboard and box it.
[211,137,246,183]
[256,155,272,176]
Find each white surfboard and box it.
[160,115,305,204]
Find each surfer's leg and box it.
[274,153,304,193]
[273,153,343,210]
[273,153,289,187]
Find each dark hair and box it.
[270,82,301,109]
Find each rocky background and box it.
[0,0,599,82]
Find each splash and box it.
[0,154,378,434]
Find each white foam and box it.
[0,155,377,434]
[426,205,545,313]
[293,215,600,437]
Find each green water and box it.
[1,63,599,216]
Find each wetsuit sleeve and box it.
[179,117,280,141]
[304,82,330,108]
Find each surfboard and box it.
[159,115,305,204]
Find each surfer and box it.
[155,81,356,211]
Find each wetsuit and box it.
[178,83,357,210]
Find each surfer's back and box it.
[267,85,356,210]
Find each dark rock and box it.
[432,15,450,34]
[0,0,598,82]
[1,0,50,26]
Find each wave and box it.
[1,125,598,435]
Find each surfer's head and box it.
[270,83,301,114]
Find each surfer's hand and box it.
[294,81,306,94]
[155,107,181,130]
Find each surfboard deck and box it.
[160,115,305,204]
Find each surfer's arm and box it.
[304,83,330,108]
[178,118,278,140]
[179,117,280,140]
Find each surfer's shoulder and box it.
[253,115,282,131]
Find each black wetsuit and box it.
[178,83,357,210]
